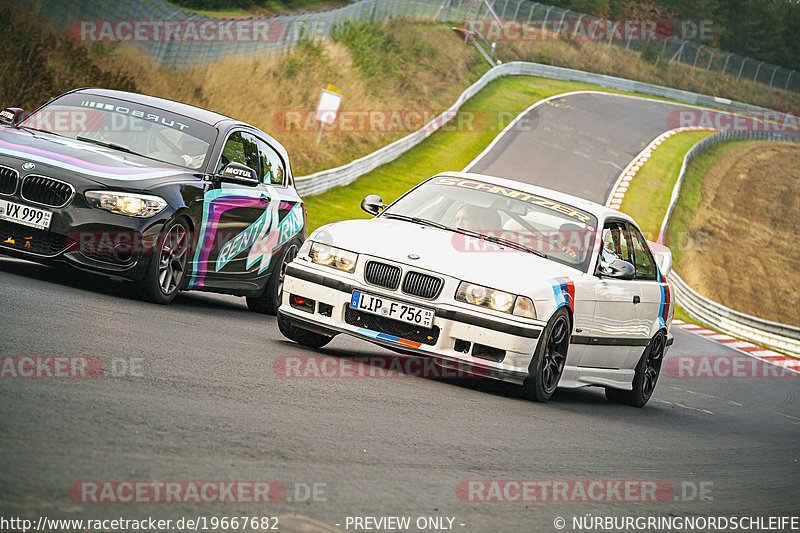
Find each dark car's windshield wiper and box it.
[76,136,142,157]
[19,125,62,137]
[455,227,547,258]
[382,213,449,231]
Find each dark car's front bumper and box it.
[0,194,171,282]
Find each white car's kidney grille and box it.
[402,271,443,300]
[364,261,401,290]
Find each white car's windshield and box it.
[382,176,599,271]
[20,93,217,170]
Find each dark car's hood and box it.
[0,127,194,189]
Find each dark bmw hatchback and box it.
[0,88,306,311]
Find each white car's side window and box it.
[600,222,633,265]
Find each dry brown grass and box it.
[497,35,800,112]
[672,141,800,326]
[89,22,484,175]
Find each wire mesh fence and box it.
[28,0,799,93]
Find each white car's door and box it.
[577,220,650,370]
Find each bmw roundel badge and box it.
[21,162,35,171]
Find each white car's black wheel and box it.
[247,239,300,315]
[522,308,570,402]
[139,217,190,305]
[606,331,666,407]
[277,312,334,349]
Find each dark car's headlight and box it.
[85,191,167,218]
[456,281,537,319]
[303,241,357,273]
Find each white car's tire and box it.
[277,312,334,349]
[606,331,665,408]
[522,307,570,403]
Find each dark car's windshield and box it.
[20,93,217,170]
[382,176,599,272]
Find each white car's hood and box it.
[313,218,583,294]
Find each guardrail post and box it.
[737,57,747,80]
[785,70,794,91]
[753,61,764,83]
[706,49,715,70]
[722,53,731,75]
[692,45,704,67]
[768,66,778,87]
[512,0,522,20]
[527,3,537,24]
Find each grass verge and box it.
[618,130,716,240]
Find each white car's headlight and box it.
[456,282,515,313]
[455,282,538,319]
[308,242,357,273]
[85,191,167,218]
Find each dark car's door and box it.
[189,130,272,291]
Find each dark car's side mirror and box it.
[361,194,386,216]
[218,162,259,186]
[598,259,636,280]
[0,108,24,127]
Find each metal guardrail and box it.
[295,61,797,196]
[660,130,800,356]
[30,0,800,92]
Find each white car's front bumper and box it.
[279,260,546,384]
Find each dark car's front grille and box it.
[0,166,18,195]
[20,175,73,207]
[364,260,402,290]
[345,306,439,346]
[402,271,443,299]
[0,220,69,255]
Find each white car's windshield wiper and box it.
[382,213,450,231]
[76,136,142,157]
[455,227,548,258]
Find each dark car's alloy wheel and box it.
[139,218,190,305]
[159,223,189,295]
[522,308,570,402]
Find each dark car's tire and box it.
[277,312,334,349]
[138,217,191,305]
[521,307,570,403]
[246,239,301,315]
[606,331,666,408]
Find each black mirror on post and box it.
[360,194,386,216]
[599,259,636,280]
[218,162,259,186]
[0,108,24,127]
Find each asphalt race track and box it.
[1,92,798,532]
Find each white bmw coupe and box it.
[278,172,674,406]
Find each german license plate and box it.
[0,199,52,230]
[350,290,435,329]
